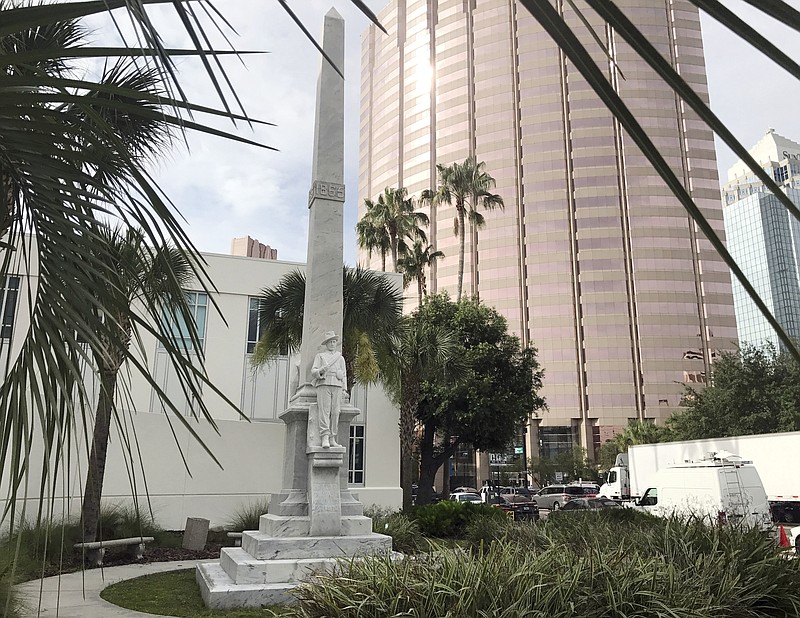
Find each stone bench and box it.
[74,536,155,567]
[227,532,243,547]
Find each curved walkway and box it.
[16,560,207,617]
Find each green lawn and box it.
[100,569,292,617]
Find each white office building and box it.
[0,249,402,529]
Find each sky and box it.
[116,1,800,265]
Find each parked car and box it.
[533,484,585,510]
[559,498,622,512]
[494,494,539,521]
[452,486,480,494]
[450,492,483,503]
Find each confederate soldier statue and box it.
[311,331,346,448]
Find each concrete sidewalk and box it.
[15,560,207,617]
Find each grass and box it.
[77,510,800,617]
[101,569,292,617]
[226,499,271,533]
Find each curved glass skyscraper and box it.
[358,1,737,460]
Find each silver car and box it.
[533,485,585,510]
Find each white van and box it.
[632,453,771,529]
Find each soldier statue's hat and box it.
[321,331,338,345]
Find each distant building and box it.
[722,129,800,349]
[358,0,737,465]
[231,236,278,260]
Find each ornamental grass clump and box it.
[364,507,424,554]
[290,510,800,617]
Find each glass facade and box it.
[359,1,736,457]
[722,133,800,350]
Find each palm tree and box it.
[81,226,193,543]
[358,187,430,272]
[422,158,503,300]
[1,3,252,523]
[396,240,444,306]
[251,267,403,394]
[356,212,390,271]
[376,315,467,510]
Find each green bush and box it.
[290,514,800,618]
[410,500,506,538]
[364,506,424,554]
[0,550,24,618]
[225,498,271,532]
[1,503,166,581]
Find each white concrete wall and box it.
[1,250,402,529]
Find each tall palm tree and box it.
[0,3,253,524]
[358,187,430,273]
[396,239,444,306]
[376,315,466,510]
[81,226,193,543]
[251,267,403,394]
[355,212,390,272]
[422,157,504,300]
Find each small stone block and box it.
[183,517,210,551]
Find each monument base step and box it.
[196,562,297,608]
[219,547,338,584]
[242,531,392,560]
[259,513,373,537]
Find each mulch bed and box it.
[37,532,227,578]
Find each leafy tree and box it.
[376,314,466,511]
[82,226,193,543]
[396,239,444,306]
[529,447,598,487]
[422,158,503,300]
[413,294,545,505]
[598,421,674,470]
[357,187,429,273]
[667,344,800,441]
[251,266,403,394]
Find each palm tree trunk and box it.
[381,251,386,272]
[417,274,423,307]
[81,367,118,542]
[399,378,418,511]
[390,234,399,273]
[457,206,466,300]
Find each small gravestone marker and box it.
[182,517,209,551]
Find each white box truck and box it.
[630,454,771,529]
[600,430,800,522]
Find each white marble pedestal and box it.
[196,401,392,608]
[196,513,391,608]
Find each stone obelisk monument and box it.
[197,9,390,608]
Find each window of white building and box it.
[161,291,208,351]
[348,424,365,484]
[1,276,20,339]
[246,297,264,354]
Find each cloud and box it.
[90,1,797,264]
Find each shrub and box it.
[411,500,506,538]
[225,498,271,532]
[0,549,24,618]
[364,506,424,554]
[0,503,166,581]
[290,516,800,618]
